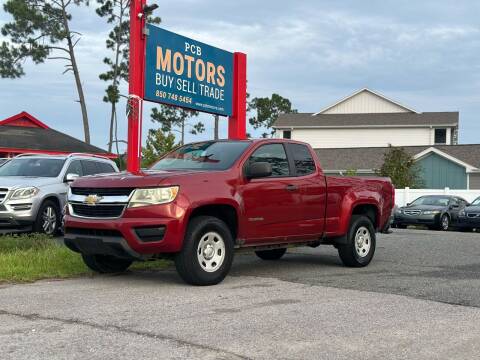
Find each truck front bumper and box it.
[64,205,187,259]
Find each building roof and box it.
[0,112,116,158]
[274,112,459,128]
[315,144,480,171]
[313,88,419,115]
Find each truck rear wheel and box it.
[175,216,234,286]
[81,254,132,273]
[338,215,376,267]
[255,248,287,260]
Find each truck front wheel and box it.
[81,254,132,273]
[175,216,234,286]
[338,215,376,267]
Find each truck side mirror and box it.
[65,173,79,183]
[247,162,272,179]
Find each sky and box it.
[0,0,479,152]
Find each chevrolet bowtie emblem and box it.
[84,194,103,206]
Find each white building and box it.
[273,88,458,148]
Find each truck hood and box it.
[71,170,209,188]
[0,176,58,189]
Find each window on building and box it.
[434,128,447,144]
[289,143,316,176]
[248,144,290,177]
[283,130,291,139]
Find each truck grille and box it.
[71,187,134,197]
[403,210,421,216]
[0,188,8,203]
[71,204,125,218]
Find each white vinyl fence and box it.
[395,188,480,207]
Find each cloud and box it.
[0,0,479,146]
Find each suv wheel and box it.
[175,216,234,286]
[338,215,376,267]
[34,200,60,235]
[82,254,132,273]
[255,248,287,260]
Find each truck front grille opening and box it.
[71,204,125,218]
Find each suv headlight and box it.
[128,186,179,208]
[9,187,39,200]
[422,210,441,215]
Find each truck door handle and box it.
[286,185,298,192]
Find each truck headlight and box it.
[9,187,39,200]
[422,210,440,215]
[128,186,179,208]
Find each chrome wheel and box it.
[441,215,449,230]
[197,232,225,273]
[354,226,371,258]
[42,206,57,235]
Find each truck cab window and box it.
[248,144,290,177]
[289,144,315,175]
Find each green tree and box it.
[150,106,204,145]
[96,0,160,153]
[248,93,297,136]
[376,146,424,188]
[141,129,177,167]
[345,169,358,176]
[1,0,91,143]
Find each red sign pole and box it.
[127,0,146,173]
[228,52,247,140]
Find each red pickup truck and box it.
[64,139,394,285]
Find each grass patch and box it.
[0,234,171,283]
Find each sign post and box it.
[127,0,146,173]
[127,1,246,173]
[228,53,247,140]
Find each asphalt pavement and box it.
[1,228,480,359]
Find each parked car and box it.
[64,139,394,285]
[457,196,480,231]
[0,153,118,235]
[0,158,9,167]
[393,195,468,231]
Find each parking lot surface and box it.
[1,228,480,359]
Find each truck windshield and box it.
[151,141,250,171]
[0,158,66,177]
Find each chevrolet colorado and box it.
[64,139,394,285]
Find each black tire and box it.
[338,215,376,267]
[33,200,60,235]
[439,214,450,231]
[255,248,287,260]
[81,254,132,273]
[175,216,234,286]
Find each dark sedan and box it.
[393,195,468,231]
[457,196,480,231]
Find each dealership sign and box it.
[144,24,234,116]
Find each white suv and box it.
[0,153,119,235]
